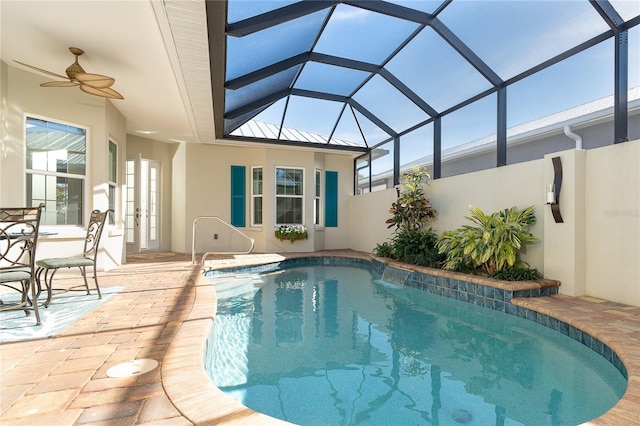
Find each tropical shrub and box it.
[386,167,437,232]
[375,167,441,267]
[391,228,444,268]
[436,206,538,275]
[373,241,394,258]
[491,266,541,282]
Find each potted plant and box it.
[275,224,308,243]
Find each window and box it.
[314,170,321,226]
[275,167,303,225]
[26,117,86,226]
[252,167,263,226]
[108,140,117,225]
[125,160,135,243]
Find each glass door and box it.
[126,156,160,253]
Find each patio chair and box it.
[0,204,45,325]
[36,209,111,308]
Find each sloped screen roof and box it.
[208,0,639,157]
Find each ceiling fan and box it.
[14,47,124,100]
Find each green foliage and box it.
[490,266,541,282]
[391,229,444,268]
[436,206,538,276]
[374,229,443,269]
[375,167,441,268]
[386,167,437,232]
[373,241,394,258]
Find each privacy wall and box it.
[349,142,640,307]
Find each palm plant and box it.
[436,206,538,275]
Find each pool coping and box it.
[164,251,639,425]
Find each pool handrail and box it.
[192,216,254,265]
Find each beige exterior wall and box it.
[543,149,587,298]
[541,144,640,305]
[349,189,396,253]
[585,142,640,305]
[0,62,7,198]
[0,63,126,271]
[182,144,354,258]
[171,141,188,253]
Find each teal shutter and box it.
[230,166,246,227]
[325,171,338,227]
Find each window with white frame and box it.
[252,166,263,226]
[314,170,321,226]
[108,140,117,225]
[275,167,303,225]
[125,160,135,243]
[26,117,86,226]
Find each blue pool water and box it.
[205,264,626,425]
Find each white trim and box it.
[23,113,90,229]
[314,169,322,227]
[250,166,263,227]
[108,139,119,226]
[274,166,305,226]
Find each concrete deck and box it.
[1,250,639,425]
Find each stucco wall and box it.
[585,142,640,305]
[180,143,354,257]
[350,141,640,306]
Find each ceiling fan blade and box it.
[79,84,124,100]
[41,81,79,87]
[13,60,70,80]
[75,72,115,88]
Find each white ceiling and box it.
[0,0,215,144]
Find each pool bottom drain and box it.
[452,409,473,423]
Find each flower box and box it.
[275,225,308,243]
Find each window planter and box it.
[275,225,308,243]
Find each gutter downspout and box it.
[564,125,583,149]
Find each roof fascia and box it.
[223,135,368,153]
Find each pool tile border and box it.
[371,258,627,380]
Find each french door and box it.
[126,156,160,253]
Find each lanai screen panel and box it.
[220,0,639,158]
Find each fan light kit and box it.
[15,47,124,100]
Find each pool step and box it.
[209,274,262,299]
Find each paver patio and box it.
[1,250,639,425]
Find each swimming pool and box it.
[204,261,626,425]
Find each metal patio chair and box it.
[0,204,45,325]
[36,209,111,308]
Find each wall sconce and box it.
[547,157,564,223]
[545,184,556,205]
